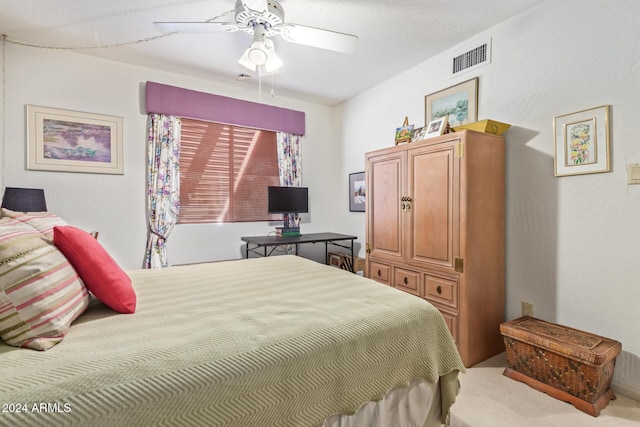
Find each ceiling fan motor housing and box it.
[235,0,284,35]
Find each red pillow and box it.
[53,226,136,314]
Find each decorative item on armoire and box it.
[553,105,610,177]
[425,77,478,127]
[1,187,47,212]
[424,116,449,139]
[394,116,414,145]
[411,126,427,142]
[454,119,511,135]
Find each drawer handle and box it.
[403,277,408,285]
[436,285,442,295]
[377,269,382,276]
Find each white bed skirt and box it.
[324,379,441,427]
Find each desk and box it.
[241,232,357,265]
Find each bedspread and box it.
[0,255,463,426]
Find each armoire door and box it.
[366,151,405,263]
[406,140,460,275]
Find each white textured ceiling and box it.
[0,0,544,105]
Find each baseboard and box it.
[612,382,640,402]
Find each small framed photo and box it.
[412,126,427,142]
[394,116,414,145]
[349,171,366,212]
[425,77,478,127]
[27,105,124,174]
[425,116,448,139]
[395,124,414,145]
[554,105,610,177]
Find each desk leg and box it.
[245,242,249,259]
[350,239,354,270]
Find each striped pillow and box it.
[1,208,67,240]
[0,218,89,350]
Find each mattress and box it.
[0,255,463,426]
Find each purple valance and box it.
[145,81,305,136]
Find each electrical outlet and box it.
[522,301,534,317]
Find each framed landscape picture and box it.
[425,77,478,127]
[27,105,124,174]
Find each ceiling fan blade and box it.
[154,21,239,33]
[279,24,358,54]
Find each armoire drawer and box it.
[439,310,459,346]
[368,261,391,285]
[424,275,458,309]
[393,267,421,296]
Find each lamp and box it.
[1,187,47,212]
[238,23,283,74]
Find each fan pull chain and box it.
[270,73,275,98]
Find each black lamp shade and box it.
[1,187,47,212]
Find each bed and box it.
[0,219,464,427]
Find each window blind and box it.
[178,118,281,224]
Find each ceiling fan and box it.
[155,0,359,74]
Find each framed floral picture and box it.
[27,105,124,174]
[554,105,610,177]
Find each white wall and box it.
[0,42,338,268]
[336,0,640,398]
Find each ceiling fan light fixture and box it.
[264,49,283,73]
[238,49,257,71]
[239,24,283,72]
[248,41,268,65]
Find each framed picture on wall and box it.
[27,105,124,174]
[349,171,366,212]
[553,105,610,177]
[425,77,478,127]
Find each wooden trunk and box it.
[500,316,621,417]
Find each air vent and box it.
[451,38,491,76]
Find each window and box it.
[178,118,281,224]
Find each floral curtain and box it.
[276,132,302,186]
[144,113,181,268]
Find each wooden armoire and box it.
[365,129,505,367]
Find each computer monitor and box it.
[267,186,308,214]
[268,186,308,233]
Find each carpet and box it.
[449,352,640,427]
